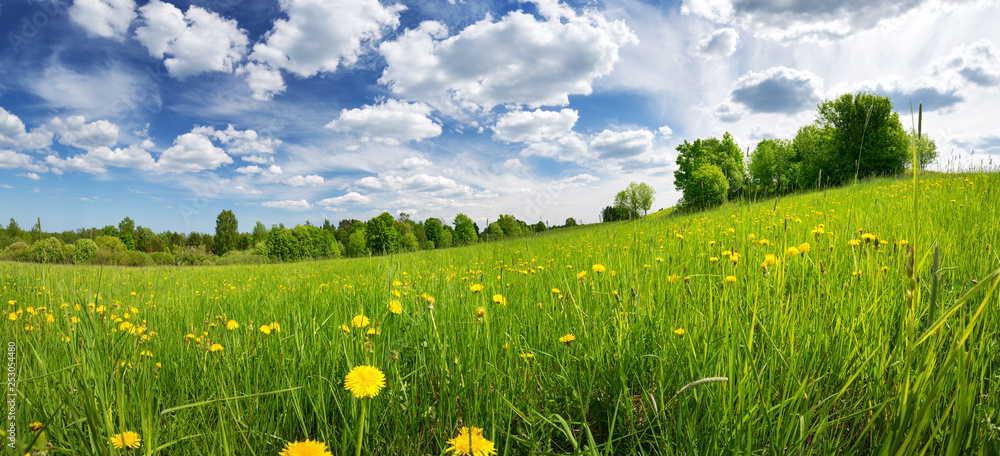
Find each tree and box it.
[816,92,909,184]
[686,164,729,208]
[425,218,444,249]
[674,133,744,207]
[564,217,577,227]
[251,221,268,245]
[214,210,239,256]
[749,139,794,194]
[366,212,399,255]
[453,214,478,245]
[617,182,655,217]
[533,221,546,232]
[7,218,22,240]
[907,128,938,170]
[600,205,633,222]
[118,217,136,250]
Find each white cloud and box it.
[495,158,525,174]
[326,99,441,145]
[353,172,473,196]
[236,165,263,175]
[520,134,592,163]
[828,76,963,113]
[135,0,249,78]
[590,129,655,159]
[26,65,162,119]
[932,39,1000,88]
[18,173,41,180]
[682,0,936,42]
[696,28,739,58]
[378,0,637,108]
[317,191,371,206]
[491,109,578,143]
[192,124,281,155]
[399,156,432,171]
[658,125,674,139]
[713,100,743,122]
[69,0,136,40]
[285,174,325,187]
[246,0,405,100]
[0,107,53,150]
[730,66,823,114]
[156,132,232,173]
[261,199,311,210]
[44,139,156,174]
[49,116,119,150]
[242,154,273,164]
[0,150,37,169]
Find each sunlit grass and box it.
[4,171,1000,455]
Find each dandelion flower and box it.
[476,307,486,317]
[226,320,239,330]
[591,264,606,273]
[7,312,16,321]
[344,365,386,398]
[558,334,576,345]
[576,270,587,280]
[550,287,560,294]
[388,300,402,314]
[469,284,483,293]
[709,257,719,263]
[340,324,350,333]
[109,431,141,449]
[798,242,810,253]
[352,315,370,328]
[848,239,861,246]
[445,426,497,456]
[29,422,43,432]
[519,353,534,360]
[785,246,800,256]
[279,439,333,456]
[724,275,737,284]
[391,280,403,287]
[209,343,224,352]
[260,324,272,335]
[492,294,506,305]
[674,328,685,336]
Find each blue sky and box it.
[1,0,999,233]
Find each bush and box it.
[2,242,30,261]
[74,239,98,264]
[150,252,175,266]
[176,246,214,266]
[124,251,152,267]
[62,244,75,261]
[684,164,730,209]
[216,250,269,266]
[30,238,65,263]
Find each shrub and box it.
[2,242,30,261]
[685,164,730,209]
[216,250,269,266]
[74,239,98,264]
[176,246,214,266]
[150,252,175,265]
[30,238,65,263]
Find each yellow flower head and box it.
[344,365,386,398]
[591,264,606,273]
[798,242,810,253]
[476,307,486,317]
[558,333,576,344]
[340,324,350,333]
[260,324,272,335]
[576,270,587,280]
[674,328,685,336]
[763,254,777,266]
[279,439,333,456]
[848,239,861,246]
[109,431,142,449]
[492,294,506,305]
[785,246,800,256]
[724,275,737,284]
[550,287,560,294]
[445,426,497,456]
[391,280,403,287]
[469,284,483,293]
[388,300,402,314]
[226,320,239,330]
[209,343,224,352]
[7,312,16,321]
[352,314,370,328]
[29,422,43,432]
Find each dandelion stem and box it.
[355,400,367,456]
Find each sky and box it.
[1,0,999,234]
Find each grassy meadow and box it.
[4,171,1000,455]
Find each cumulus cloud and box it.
[829,76,963,112]
[326,99,441,145]
[658,125,673,139]
[696,28,739,58]
[932,39,1000,88]
[520,133,592,163]
[261,199,311,210]
[135,0,249,78]
[69,0,136,40]
[317,191,371,206]
[378,0,637,108]
[236,165,263,174]
[491,109,578,143]
[0,107,52,151]
[45,139,157,174]
[730,66,823,114]
[49,116,119,150]
[950,132,1000,155]
[191,124,281,155]
[354,173,473,196]
[399,156,432,171]
[245,0,405,100]
[156,132,232,173]
[285,174,325,187]
[0,150,39,170]
[682,0,932,42]
[589,129,655,159]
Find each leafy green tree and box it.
[101,225,119,238]
[533,221,546,232]
[675,133,744,206]
[74,239,98,264]
[453,214,478,245]
[366,212,399,254]
[346,228,369,257]
[118,217,136,250]
[425,218,444,249]
[213,210,239,256]
[816,92,909,184]
[907,128,938,170]
[251,222,268,245]
[564,217,577,227]
[685,164,729,208]
[600,205,633,222]
[400,232,419,252]
[616,182,655,217]
[497,214,526,237]
[7,218,22,240]
[749,139,794,194]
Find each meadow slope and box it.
[4,172,1000,455]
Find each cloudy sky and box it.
[1,0,998,233]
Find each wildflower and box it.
[674,328,685,336]
[155,363,162,369]
[30,421,43,432]
[798,242,810,253]
[558,334,576,345]
[758,239,771,246]
[344,365,386,398]
[476,307,486,317]
[279,439,333,456]
[210,344,224,352]
[61,336,71,343]
[352,315,370,328]
[340,324,350,333]
[391,289,401,297]
[591,264,606,274]
[763,254,777,266]
[785,246,800,256]
[109,431,142,449]
[388,300,402,314]
[655,257,664,263]
[366,327,380,336]
[709,257,719,263]
[848,239,861,246]
[469,284,483,293]
[861,233,878,243]
[139,350,153,357]
[576,270,587,280]
[260,324,272,334]
[391,280,403,287]
[550,287,561,294]
[492,294,506,305]
[730,253,740,263]
[519,353,534,360]
[7,312,16,321]
[724,275,737,284]
[226,320,239,330]
[445,426,498,456]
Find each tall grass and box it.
[4,171,1000,455]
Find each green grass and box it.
[4,172,1000,455]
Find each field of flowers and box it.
[4,172,1000,455]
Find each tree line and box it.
[0,211,582,266]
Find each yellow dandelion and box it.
[344,365,386,398]
[391,280,403,287]
[729,253,740,263]
[558,334,576,344]
[155,362,162,369]
[109,431,142,449]
[476,307,486,317]
[519,353,534,360]
[763,254,777,266]
[226,320,239,330]
[469,284,483,293]
[7,312,16,321]
[492,294,506,305]
[798,242,810,253]
[724,275,737,284]
[848,239,861,246]
[29,421,43,432]
[674,328,685,336]
[139,350,153,357]
[260,324,272,335]
[576,270,587,279]
[550,287,560,294]
[352,314,370,328]
[591,264,606,273]
[340,324,350,333]
[279,439,333,456]
[709,257,719,263]
[388,300,402,314]
[445,426,497,456]
[366,327,380,336]
[209,343,224,352]
[785,246,800,256]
